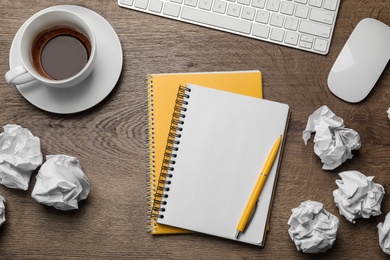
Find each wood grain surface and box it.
[0,0,390,259]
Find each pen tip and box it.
[235,230,241,239]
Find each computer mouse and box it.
[327,18,390,103]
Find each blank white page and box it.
[158,84,289,246]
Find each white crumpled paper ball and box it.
[333,170,384,223]
[378,212,390,255]
[288,200,339,253]
[303,105,361,170]
[32,155,90,211]
[0,196,5,227]
[0,124,43,190]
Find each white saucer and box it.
[9,5,123,114]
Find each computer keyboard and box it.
[118,0,340,55]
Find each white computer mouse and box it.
[328,18,390,103]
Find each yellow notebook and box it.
[156,84,290,246]
[147,71,263,234]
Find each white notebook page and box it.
[158,84,289,246]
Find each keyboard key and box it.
[310,8,335,24]
[266,0,281,12]
[270,28,284,42]
[299,41,312,49]
[295,5,309,18]
[299,20,331,38]
[181,6,252,34]
[120,0,134,6]
[285,31,299,45]
[238,0,251,5]
[163,2,181,17]
[256,10,270,24]
[252,23,270,38]
[252,0,266,9]
[270,13,284,27]
[213,0,227,14]
[280,2,295,15]
[199,0,213,10]
[285,16,299,30]
[227,3,242,17]
[323,0,338,11]
[135,0,148,9]
[309,0,323,7]
[149,0,163,12]
[184,0,198,7]
[314,38,328,52]
[242,7,256,21]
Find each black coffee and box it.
[32,27,91,80]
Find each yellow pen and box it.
[235,135,282,239]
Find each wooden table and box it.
[0,1,389,259]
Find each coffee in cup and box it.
[5,9,96,88]
[32,26,92,80]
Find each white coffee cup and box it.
[5,9,96,88]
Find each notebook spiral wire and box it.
[151,85,191,220]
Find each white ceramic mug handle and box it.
[5,65,36,86]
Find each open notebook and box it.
[147,71,263,234]
[156,84,290,246]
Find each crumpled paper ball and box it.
[303,105,361,170]
[378,212,390,255]
[0,196,5,227]
[32,155,90,211]
[288,200,339,253]
[387,108,390,120]
[333,170,384,223]
[0,124,43,190]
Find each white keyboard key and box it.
[285,31,299,45]
[149,0,163,12]
[120,0,134,6]
[285,16,299,30]
[309,0,323,7]
[242,6,256,21]
[256,10,270,24]
[171,0,183,3]
[314,38,328,52]
[252,0,266,9]
[135,0,148,9]
[199,0,213,10]
[252,24,270,38]
[280,2,295,15]
[213,0,227,14]
[270,28,284,42]
[181,6,252,34]
[270,13,284,27]
[266,0,281,12]
[310,8,335,24]
[163,2,181,17]
[323,0,338,11]
[295,0,307,4]
[295,5,309,18]
[299,20,331,38]
[184,0,198,7]
[299,40,312,49]
[238,0,251,5]
[301,34,314,42]
[227,3,242,17]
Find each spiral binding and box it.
[150,85,191,221]
[146,75,157,233]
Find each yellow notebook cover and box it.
[147,71,263,234]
